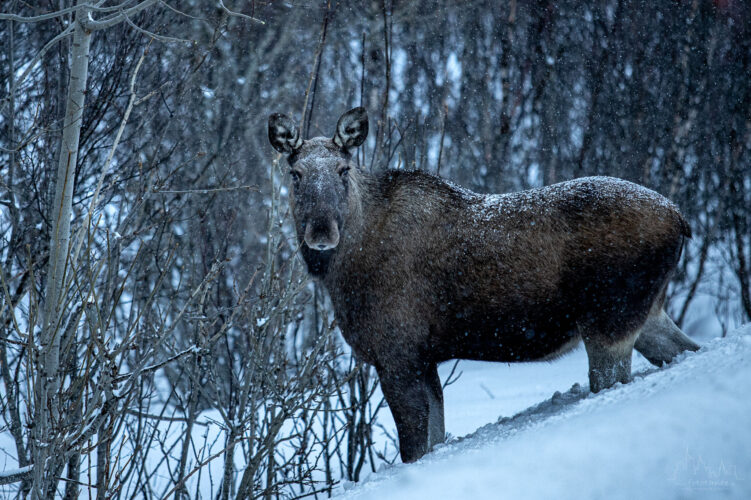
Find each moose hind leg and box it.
[425,364,445,449]
[582,332,637,393]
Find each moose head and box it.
[268,107,368,255]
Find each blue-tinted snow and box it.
[339,325,751,500]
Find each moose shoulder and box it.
[268,107,700,463]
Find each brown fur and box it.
[268,108,699,463]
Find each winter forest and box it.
[1,0,750,499]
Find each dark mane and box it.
[373,168,472,206]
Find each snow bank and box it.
[340,325,751,499]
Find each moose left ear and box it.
[333,107,368,149]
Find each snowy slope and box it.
[340,325,751,500]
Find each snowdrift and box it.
[339,325,751,500]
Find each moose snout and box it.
[304,218,340,251]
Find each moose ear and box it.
[268,113,302,154]
[333,107,368,149]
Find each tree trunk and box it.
[32,2,92,497]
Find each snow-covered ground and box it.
[341,325,751,500]
[2,323,747,499]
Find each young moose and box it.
[268,107,700,463]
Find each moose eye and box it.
[290,170,302,183]
[338,165,350,178]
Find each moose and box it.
[268,107,700,463]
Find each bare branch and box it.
[0,1,146,22]
[71,45,149,266]
[79,0,159,31]
[149,184,258,195]
[8,24,74,94]
[158,0,205,21]
[0,465,33,486]
[114,346,200,382]
[120,9,194,44]
[218,0,265,25]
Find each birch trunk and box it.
[32,2,91,497]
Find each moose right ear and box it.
[333,107,368,149]
[268,113,302,154]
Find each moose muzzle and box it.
[304,217,340,251]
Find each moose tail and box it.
[634,310,700,367]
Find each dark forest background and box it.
[1,0,750,498]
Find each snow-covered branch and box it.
[0,465,32,486]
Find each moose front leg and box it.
[378,362,445,463]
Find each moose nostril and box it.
[304,217,339,251]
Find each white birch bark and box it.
[32,2,91,496]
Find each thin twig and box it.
[149,184,258,195]
[114,346,199,382]
[71,44,152,266]
[218,0,265,24]
[7,25,74,95]
[121,9,194,44]
[300,1,332,133]
[442,360,462,389]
